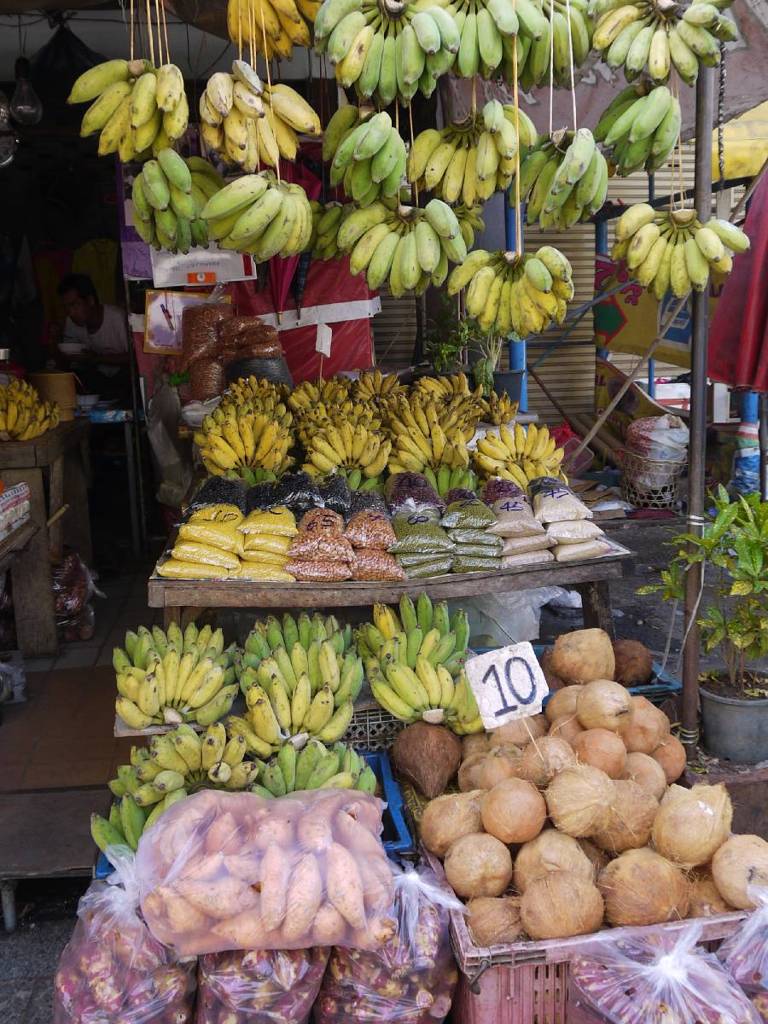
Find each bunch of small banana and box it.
[113,622,239,730]
[68,59,188,162]
[314,0,460,104]
[448,245,574,335]
[591,0,735,85]
[292,399,383,449]
[506,0,593,90]
[323,107,408,206]
[449,0,527,78]
[596,83,681,176]
[338,199,467,296]
[456,203,486,249]
[194,406,294,477]
[613,203,749,300]
[480,390,519,426]
[130,151,223,252]
[0,380,59,441]
[309,201,354,259]
[200,172,313,259]
[303,426,393,488]
[241,611,354,671]
[227,0,320,60]
[353,369,407,402]
[289,377,352,412]
[386,405,470,479]
[91,722,261,852]
[514,128,608,229]
[472,422,565,486]
[410,371,479,404]
[408,101,537,206]
[399,382,487,440]
[358,595,481,732]
[219,376,292,422]
[255,740,376,797]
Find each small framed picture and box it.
[143,289,231,355]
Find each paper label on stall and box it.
[464,641,549,730]
[315,322,333,356]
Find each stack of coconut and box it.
[418,628,768,947]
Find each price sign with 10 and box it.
[464,641,550,731]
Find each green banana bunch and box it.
[613,203,749,300]
[68,58,188,163]
[357,595,471,674]
[337,198,467,297]
[455,204,486,250]
[254,740,377,797]
[451,0,527,79]
[595,83,681,176]
[513,128,608,229]
[447,245,574,336]
[314,0,460,104]
[131,151,223,252]
[114,622,239,730]
[93,722,260,853]
[323,107,408,207]
[309,201,356,260]
[505,0,593,90]
[200,171,313,260]
[590,0,735,85]
[241,611,353,670]
[407,101,537,206]
[430,465,479,497]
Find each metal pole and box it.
[505,190,527,411]
[681,67,715,757]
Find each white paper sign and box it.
[464,641,549,731]
[315,322,333,356]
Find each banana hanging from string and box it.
[130,152,223,252]
[449,0,530,79]
[612,203,750,301]
[595,82,681,176]
[227,0,320,61]
[506,0,594,90]
[323,106,407,206]
[513,128,608,229]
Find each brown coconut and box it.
[458,752,490,792]
[481,778,547,845]
[579,839,611,878]
[549,714,585,745]
[688,870,733,918]
[612,639,654,686]
[591,779,659,854]
[392,722,462,799]
[467,897,522,947]
[651,783,732,868]
[517,736,577,787]
[549,629,616,685]
[514,829,595,893]
[598,848,690,926]
[545,686,583,723]
[545,765,616,837]
[619,696,670,754]
[420,791,483,857]
[572,729,628,779]
[488,714,548,748]
[540,649,566,690]
[444,832,514,898]
[711,834,768,909]
[577,680,634,732]
[622,751,668,802]
[520,870,605,939]
[652,735,687,783]
[463,733,490,759]
[478,747,523,789]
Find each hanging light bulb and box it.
[10,57,43,126]
[0,92,17,168]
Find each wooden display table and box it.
[148,541,633,634]
[0,420,92,655]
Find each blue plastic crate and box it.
[94,747,412,878]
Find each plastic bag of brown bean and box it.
[285,559,353,582]
[288,534,355,562]
[189,359,225,401]
[296,508,345,537]
[345,511,396,550]
[181,303,232,370]
[352,549,405,581]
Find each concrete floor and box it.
[1,521,695,1023]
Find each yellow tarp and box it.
[712,101,768,180]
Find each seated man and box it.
[57,273,130,400]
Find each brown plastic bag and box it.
[286,559,353,582]
[352,549,405,582]
[345,511,396,551]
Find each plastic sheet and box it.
[179,521,243,554]
[296,508,345,537]
[156,559,229,579]
[271,473,323,518]
[349,490,388,517]
[449,529,502,548]
[546,521,605,544]
[486,497,542,538]
[288,534,355,562]
[501,535,554,556]
[189,477,248,514]
[719,887,768,1020]
[286,559,353,582]
[137,789,395,955]
[403,558,454,579]
[553,540,612,562]
[481,478,526,505]
[188,504,244,525]
[170,541,241,571]
[390,514,455,554]
[54,850,196,1024]
[181,304,232,370]
[318,476,352,517]
[245,483,282,513]
[530,478,593,523]
[52,553,103,618]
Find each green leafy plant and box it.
[423,293,484,375]
[639,486,768,687]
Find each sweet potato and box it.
[176,876,257,921]
[282,853,324,943]
[211,907,268,949]
[204,811,243,855]
[260,843,292,931]
[326,841,367,929]
[334,807,385,858]
[297,810,334,851]
[252,815,295,850]
[313,902,348,945]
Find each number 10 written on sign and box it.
[464,642,550,731]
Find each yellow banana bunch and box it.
[195,409,294,478]
[292,399,382,449]
[130,151,222,252]
[408,101,537,205]
[220,376,291,418]
[410,370,476,402]
[591,0,735,85]
[514,128,608,230]
[200,172,313,260]
[480,391,519,426]
[303,424,392,489]
[595,83,681,176]
[324,107,407,207]
[0,380,59,441]
[613,204,750,301]
[447,245,575,336]
[456,203,486,250]
[354,369,407,403]
[227,0,319,60]
[68,59,188,162]
[385,395,471,478]
[472,422,566,488]
[289,377,352,412]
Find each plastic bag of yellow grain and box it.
[241,533,292,556]
[156,559,228,579]
[170,541,240,571]
[178,520,243,554]
[188,504,243,525]
[238,507,297,537]
[234,564,295,581]
[240,549,290,567]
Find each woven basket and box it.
[619,448,686,510]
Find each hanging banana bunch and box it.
[595,83,681,175]
[480,391,520,425]
[68,58,188,162]
[505,0,593,90]
[407,101,538,205]
[612,204,750,301]
[590,0,736,85]
[309,202,356,259]
[336,199,467,297]
[227,0,320,60]
[323,107,407,206]
[447,246,575,335]
[314,0,460,105]
[131,151,223,252]
[449,0,527,78]
[513,128,608,229]
[456,204,486,249]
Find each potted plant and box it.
[422,293,473,375]
[471,331,525,401]
[639,487,768,763]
